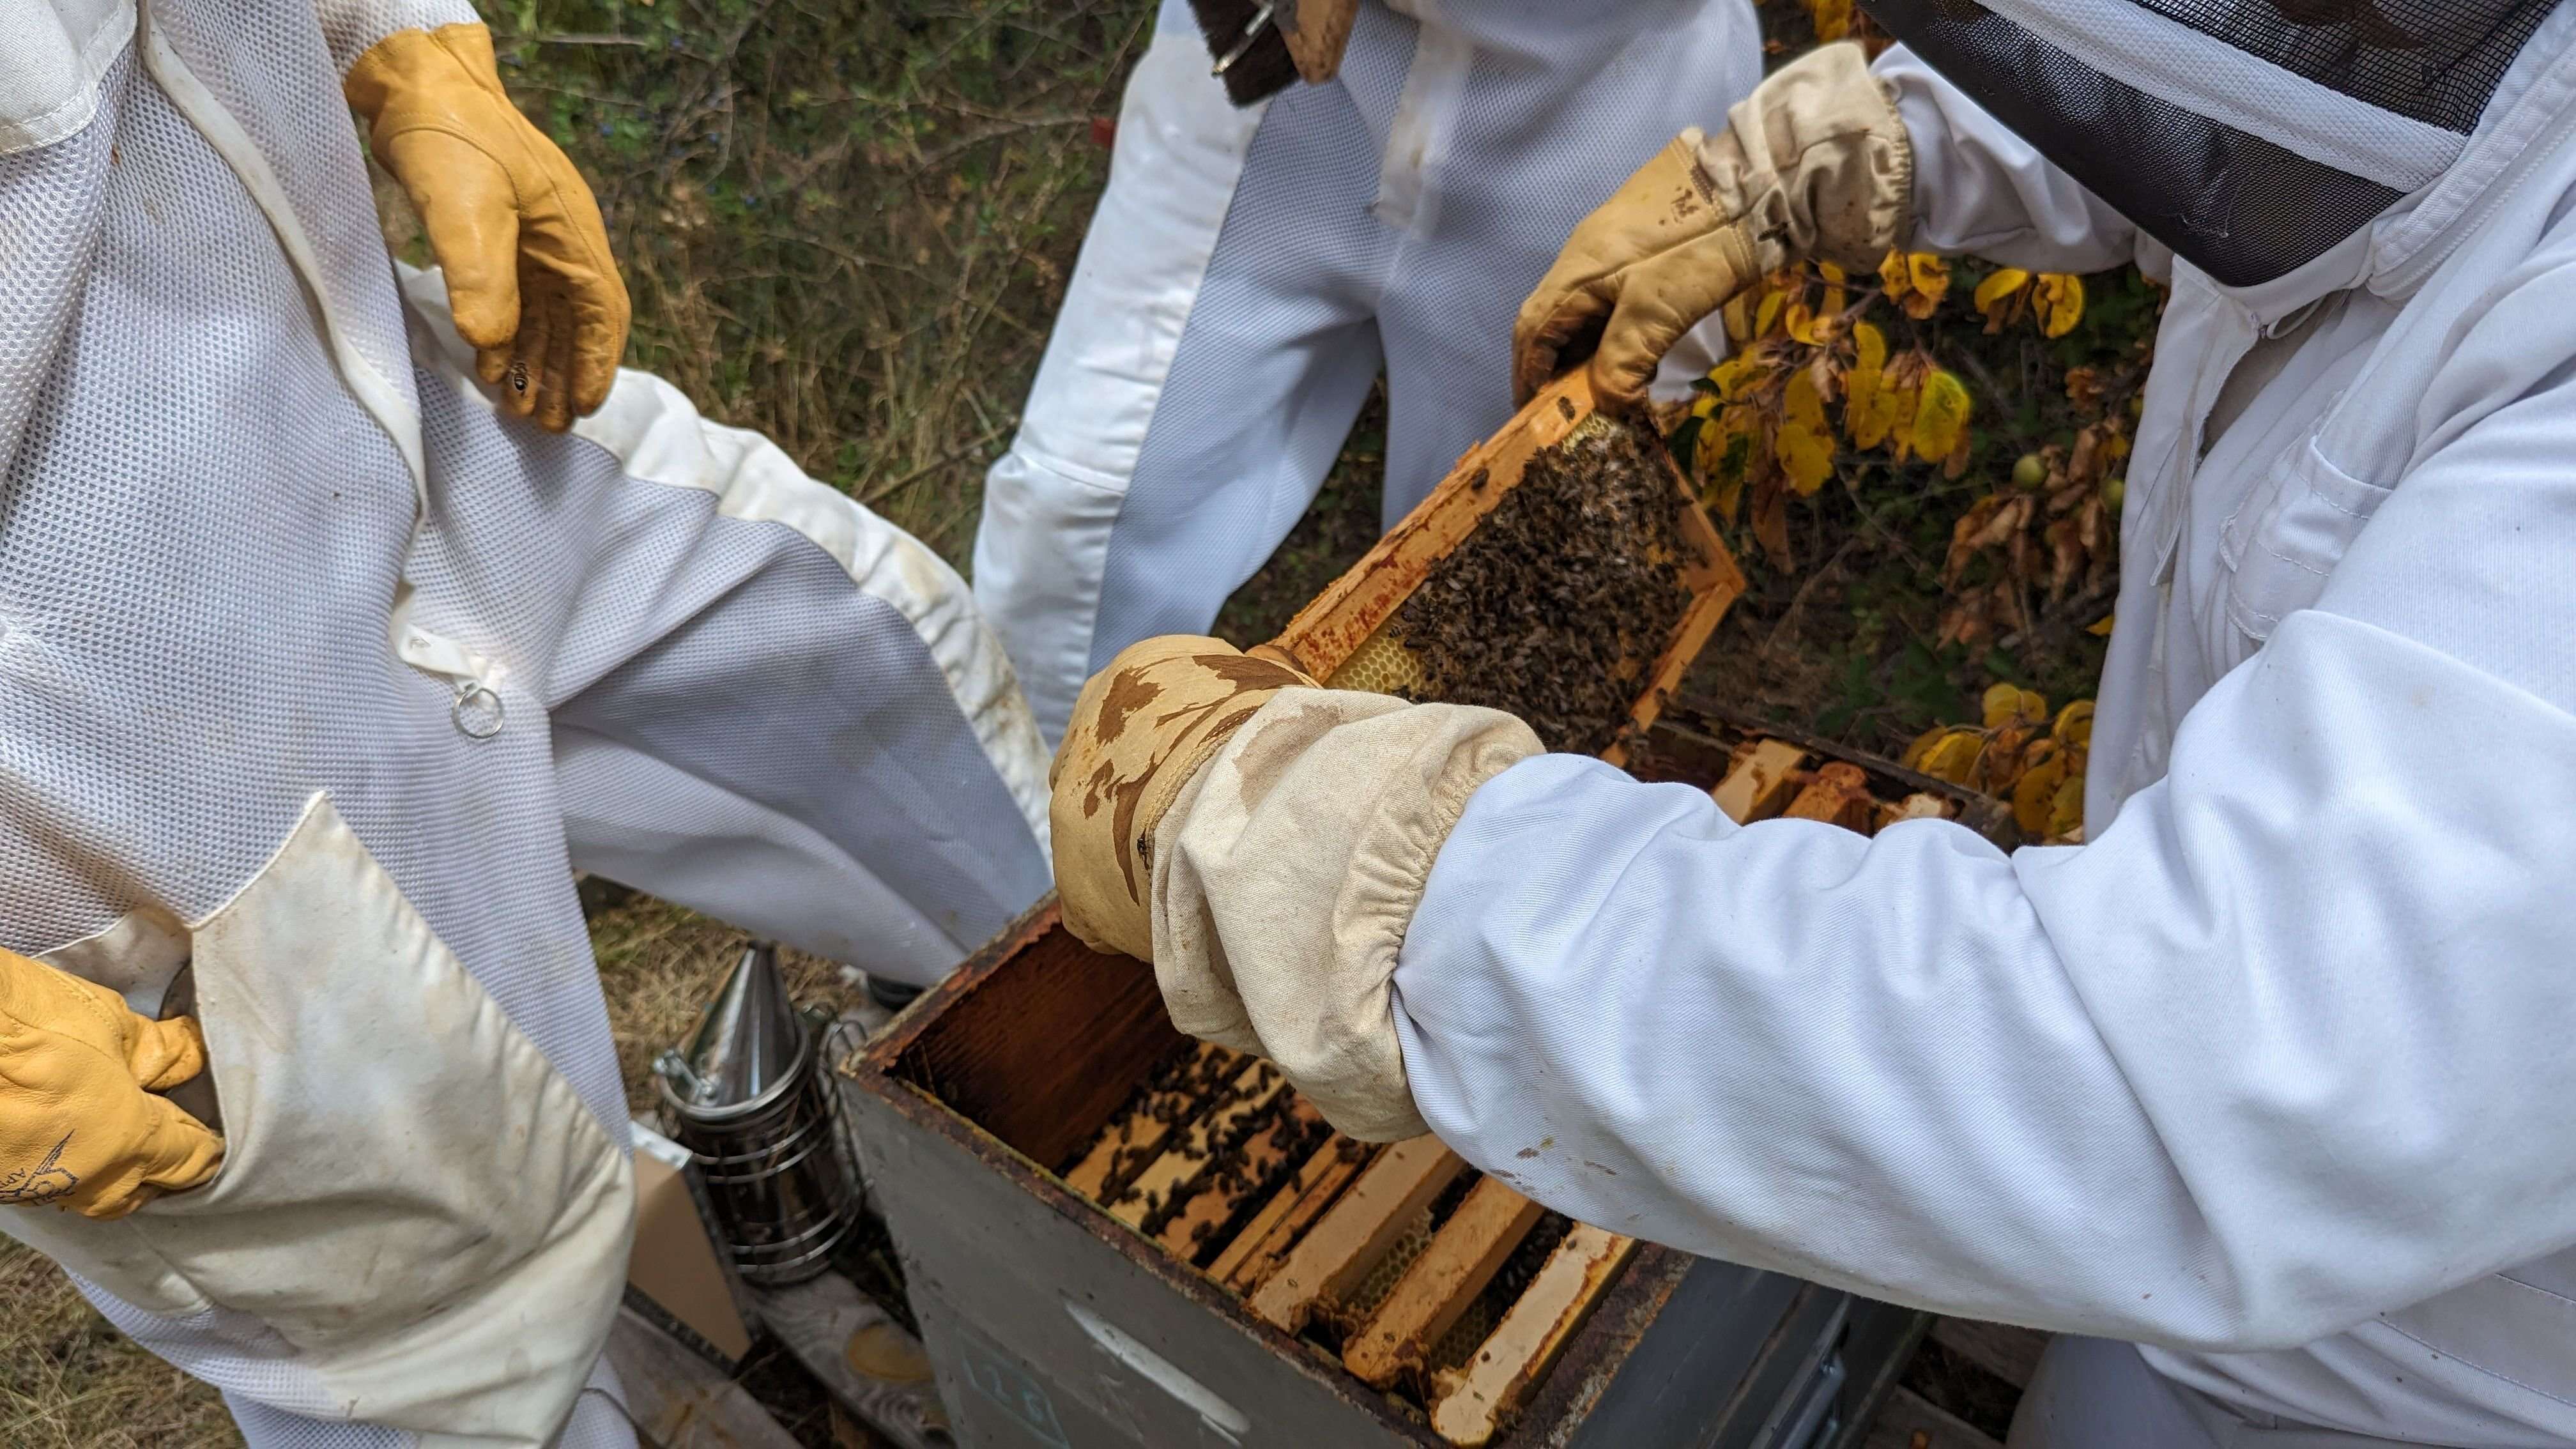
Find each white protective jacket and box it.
[974,0,1758,746]
[1388,10,2576,1445]
[1,2,1050,1445]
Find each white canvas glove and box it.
[1051,638,1541,1138]
[1151,690,1540,1140]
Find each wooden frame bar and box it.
[1062,1042,1235,1199]
[1156,1098,1328,1258]
[1428,1227,1641,1447]
[1214,1139,1376,1291]
[1344,1179,1547,1389]
[1781,761,1876,831]
[1108,1060,1285,1227]
[1709,739,1810,824]
[1249,1137,1466,1333]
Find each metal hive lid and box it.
[657,940,809,1116]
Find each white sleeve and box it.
[1875,45,2150,276]
[1392,256,2576,1352]
[314,0,483,73]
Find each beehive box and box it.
[843,700,2011,1449]
[840,376,2013,1448]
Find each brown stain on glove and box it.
[1050,638,1317,960]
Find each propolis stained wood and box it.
[847,383,1998,1449]
[1345,1177,1548,1388]
[1214,1137,1374,1290]
[843,698,2006,1448]
[1259,371,1745,765]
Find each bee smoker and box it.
[654,941,863,1286]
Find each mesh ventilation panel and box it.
[1869,0,2433,284]
[2122,0,2554,128]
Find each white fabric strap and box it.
[313,0,482,74]
[137,0,429,505]
[1977,0,2466,188]
[1373,0,1474,236]
[0,0,134,156]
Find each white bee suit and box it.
[972,0,1762,746]
[1381,6,2576,1446]
[0,3,1049,1445]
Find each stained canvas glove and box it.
[1052,636,1319,962]
[1514,42,1912,410]
[1053,638,1542,1140]
[0,948,223,1220]
[347,23,631,431]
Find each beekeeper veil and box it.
[1862,0,2562,285]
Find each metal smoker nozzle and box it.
[655,940,806,1110]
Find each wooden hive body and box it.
[841,701,2009,1448]
[841,372,2018,1447]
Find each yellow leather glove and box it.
[347,23,631,432]
[1050,637,1318,960]
[0,948,222,1220]
[1514,42,1912,411]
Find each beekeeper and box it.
[1,3,1048,1446]
[972,0,1763,746]
[1050,3,2576,1445]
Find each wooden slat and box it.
[750,1274,951,1449]
[1877,791,1958,832]
[1928,1318,2050,1392]
[1782,761,1877,831]
[1710,740,1809,824]
[1109,1061,1284,1227]
[1344,1179,1546,1388]
[1062,1042,1232,1199]
[1249,1137,1466,1333]
[1156,1097,1327,1258]
[1429,1227,1638,1448]
[604,1307,805,1449]
[1215,1137,1374,1291]
[1859,1383,2006,1449]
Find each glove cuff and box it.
[1052,638,1317,959]
[1153,692,1543,1142]
[343,22,505,125]
[1696,40,1915,273]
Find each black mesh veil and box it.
[1862,0,2559,286]
[2125,0,2543,126]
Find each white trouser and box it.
[972,0,1761,744]
[2011,1339,2441,1449]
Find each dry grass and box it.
[0,1245,241,1448]
[483,0,1160,563]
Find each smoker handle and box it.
[1064,1298,1252,1444]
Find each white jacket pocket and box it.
[2221,434,2394,652]
[3,792,633,1448]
